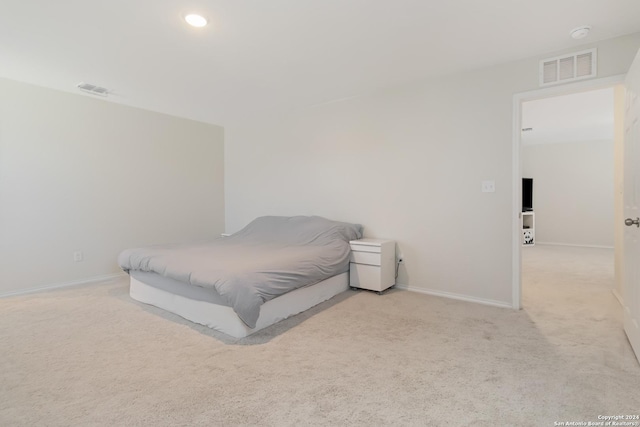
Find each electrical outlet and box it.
[481,180,495,193]
[73,251,83,262]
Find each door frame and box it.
[511,74,626,309]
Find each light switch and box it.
[481,180,495,193]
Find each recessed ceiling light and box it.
[570,26,591,40]
[185,14,207,28]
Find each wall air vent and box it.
[539,48,597,87]
[77,82,109,97]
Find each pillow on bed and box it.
[232,215,363,246]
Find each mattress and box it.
[129,271,349,338]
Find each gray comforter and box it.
[118,216,362,328]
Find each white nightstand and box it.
[349,238,396,293]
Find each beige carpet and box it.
[1,245,638,426]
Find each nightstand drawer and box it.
[349,251,381,266]
[350,263,381,289]
[349,243,381,253]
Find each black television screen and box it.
[522,178,533,212]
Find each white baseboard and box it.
[536,242,614,249]
[0,272,128,298]
[612,289,624,307]
[394,284,512,309]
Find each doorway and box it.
[519,87,617,315]
[511,75,626,309]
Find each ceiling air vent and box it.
[77,82,109,97]
[539,48,596,87]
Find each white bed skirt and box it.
[129,272,349,338]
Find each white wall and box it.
[225,33,640,306]
[522,140,614,247]
[0,78,225,295]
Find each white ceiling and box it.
[1,1,639,126]
[522,87,614,145]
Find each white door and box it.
[623,49,640,362]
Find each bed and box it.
[118,216,362,338]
